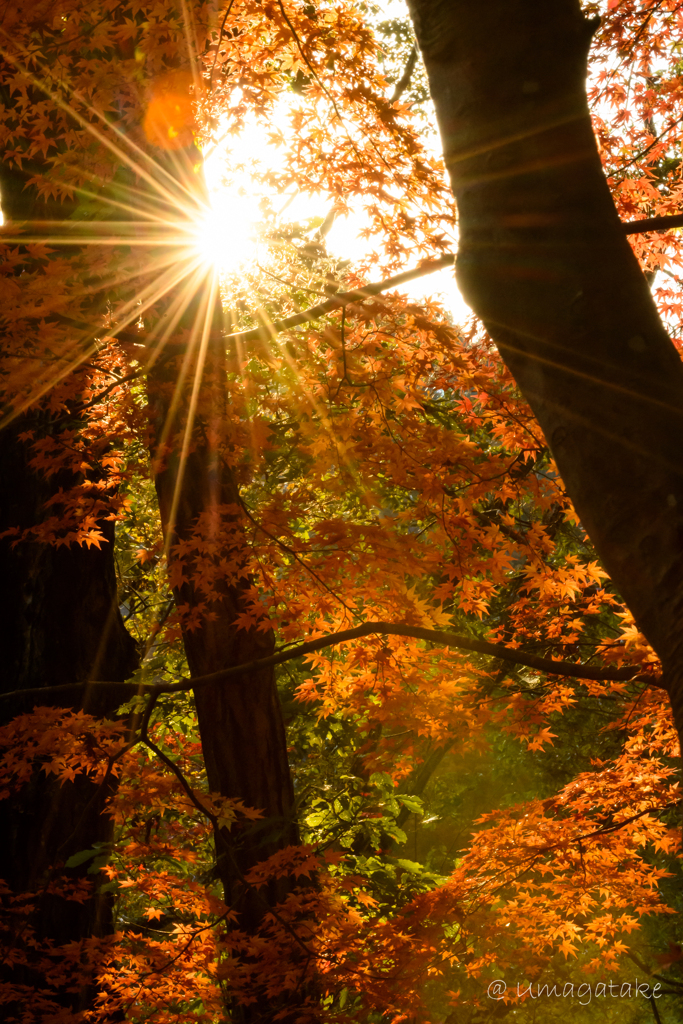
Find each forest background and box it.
[0,0,682,1022]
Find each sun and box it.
[192,184,261,275]
[190,127,265,275]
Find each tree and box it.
[0,8,141,1013]
[406,0,683,753]
[1,0,683,1021]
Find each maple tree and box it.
[0,0,683,1022]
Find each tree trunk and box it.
[407,0,683,747]
[146,315,300,1000]
[0,424,139,1019]
[0,157,139,1018]
[146,325,304,1021]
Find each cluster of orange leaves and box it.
[0,689,678,1021]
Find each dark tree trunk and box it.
[147,329,298,920]
[0,427,139,704]
[145,288,306,1022]
[0,158,139,1017]
[407,0,683,748]
[147,327,305,1021]
[0,434,139,1019]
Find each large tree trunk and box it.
[0,420,139,1018]
[146,300,301,1018]
[147,327,298,909]
[407,0,683,746]
[0,158,139,1017]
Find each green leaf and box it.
[65,848,99,869]
[397,858,424,875]
[398,795,424,814]
[87,856,111,874]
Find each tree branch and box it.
[222,211,682,347]
[0,620,662,705]
[391,45,418,103]
[623,213,683,235]
[222,255,456,345]
[575,803,677,844]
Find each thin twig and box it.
[391,45,417,103]
[140,692,215,823]
[237,493,359,619]
[209,0,236,80]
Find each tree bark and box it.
[0,149,139,1017]
[146,321,298,931]
[406,0,683,747]
[0,419,139,1017]
[146,317,304,1020]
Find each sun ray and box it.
[178,0,203,95]
[0,35,206,216]
[0,13,299,499]
[158,272,221,553]
[142,264,217,374]
[144,263,219,456]
[0,245,210,427]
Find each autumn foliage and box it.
[0,0,683,1021]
